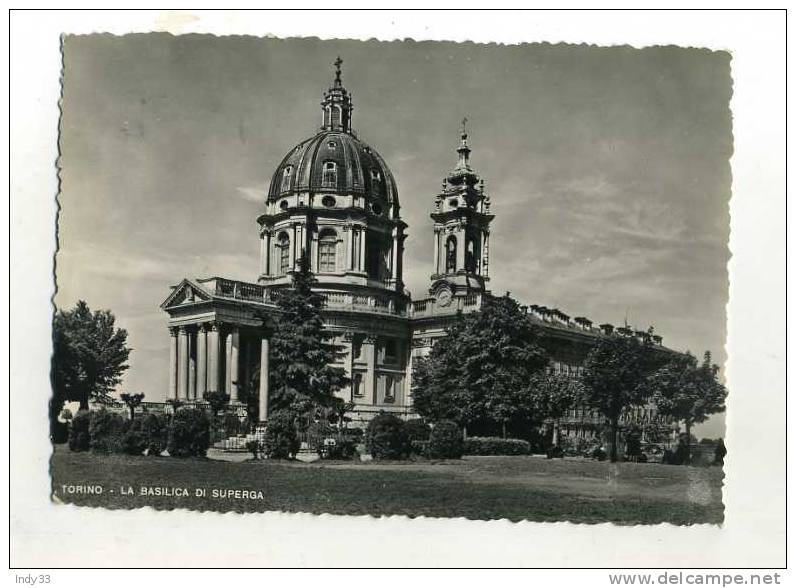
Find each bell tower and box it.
[429,119,494,300]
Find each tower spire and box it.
[456,116,471,171]
[321,56,353,132]
[334,56,343,87]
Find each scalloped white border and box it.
[8,8,787,570]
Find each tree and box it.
[580,331,656,462]
[120,392,145,421]
[51,301,130,437]
[527,372,582,446]
[411,293,549,435]
[649,351,727,464]
[268,254,350,422]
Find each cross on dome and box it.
[321,56,353,132]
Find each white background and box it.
[6,7,789,576]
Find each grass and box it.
[50,446,724,525]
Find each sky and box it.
[56,35,732,437]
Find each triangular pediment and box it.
[160,279,212,310]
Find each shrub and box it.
[560,435,595,457]
[306,420,336,452]
[405,419,432,443]
[426,420,463,459]
[546,445,564,459]
[89,409,127,454]
[141,413,167,456]
[51,420,69,444]
[410,439,428,456]
[245,439,263,460]
[121,418,148,456]
[68,410,91,452]
[263,410,299,459]
[167,407,211,458]
[462,436,531,456]
[223,412,242,438]
[323,438,358,460]
[365,413,410,459]
[344,426,364,441]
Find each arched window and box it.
[318,229,337,273]
[322,161,337,187]
[445,236,457,273]
[276,232,290,275]
[280,166,292,192]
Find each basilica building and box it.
[161,60,673,437]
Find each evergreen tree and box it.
[649,350,727,463]
[411,293,549,435]
[51,301,130,436]
[267,254,350,422]
[580,331,656,462]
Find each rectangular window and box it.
[384,375,394,402]
[384,339,397,363]
[352,373,363,397]
[319,240,336,272]
[323,162,337,187]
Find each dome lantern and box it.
[321,56,353,133]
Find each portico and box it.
[161,278,274,421]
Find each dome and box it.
[267,130,399,206]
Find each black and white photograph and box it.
[50,32,732,524]
[9,8,787,572]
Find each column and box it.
[456,228,466,272]
[167,327,178,400]
[226,328,240,402]
[259,336,270,422]
[363,335,376,405]
[390,228,399,282]
[482,230,490,277]
[359,228,367,273]
[265,231,272,276]
[310,230,318,272]
[188,329,197,399]
[244,337,253,399]
[177,326,189,400]
[207,323,220,393]
[290,223,297,269]
[432,228,440,275]
[345,225,353,271]
[196,324,207,399]
[259,233,267,276]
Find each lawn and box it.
[50,446,724,525]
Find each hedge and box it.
[426,420,464,459]
[404,419,432,443]
[167,407,211,458]
[462,436,531,456]
[88,408,127,454]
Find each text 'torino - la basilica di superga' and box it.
[161,58,674,435]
